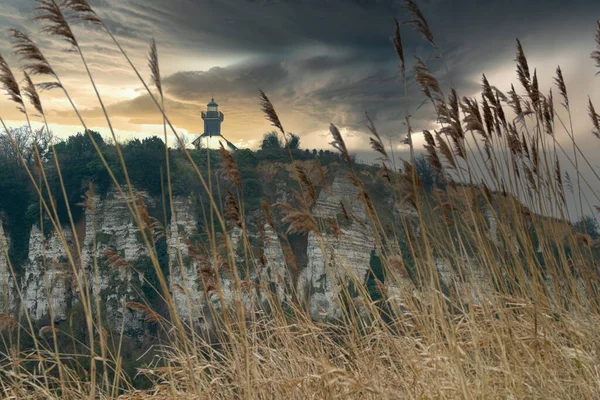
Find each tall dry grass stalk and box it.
[592,20,600,75]
[0,1,599,399]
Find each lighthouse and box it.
[192,98,237,150]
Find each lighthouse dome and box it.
[207,98,219,111]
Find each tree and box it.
[0,126,38,268]
[414,154,440,191]
[287,133,300,149]
[260,131,282,150]
[574,215,600,240]
[49,130,115,222]
[233,149,258,172]
[0,125,52,166]
[176,133,190,150]
[122,136,167,196]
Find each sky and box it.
[0,0,599,165]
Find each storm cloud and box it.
[0,0,599,155]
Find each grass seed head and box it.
[0,54,24,111]
[33,0,78,47]
[329,123,351,163]
[592,20,600,75]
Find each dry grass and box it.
[0,1,600,399]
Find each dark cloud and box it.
[0,0,597,222]
[1,0,599,154]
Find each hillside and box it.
[1,131,596,375]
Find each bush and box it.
[260,131,282,150]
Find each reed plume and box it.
[329,123,351,163]
[22,72,43,116]
[543,93,554,136]
[402,0,436,47]
[0,313,16,332]
[135,193,153,241]
[61,0,103,25]
[295,164,317,206]
[280,207,318,235]
[8,29,61,89]
[102,249,131,269]
[392,17,405,78]
[436,131,457,169]
[402,160,422,189]
[377,163,392,183]
[461,97,485,138]
[327,218,342,240]
[33,0,77,47]
[516,39,531,92]
[148,38,162,97]
[530,69,540,106]
[124,302,161,324]
[440,89,465,159]
[262,200,275,229]
[259,90,285,137]
[225,189,242,228]
[350,211,369,232]
[149,217,166,243]
[423,130,443,175]
[589,98,600,139]
[494,92,508,129]
[481,74,495,106]
[565,170,574,195]
[38,325,60,337]
[554,66,569,108]
[76,185,95,212]
[592,20,600,75]
[365,111,388,161]
[481,97,494,137]
[482,75,507,130]
[353,174,377,218]
[507,123,523,155]
[220,142,242,187]
[414,57,442,104]
[0,54,24,111]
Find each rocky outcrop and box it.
[12,190,150,333]
[436,258,493,306]
[168,195,207,322]
[0,174,506,334]
[298,175,376,319]
[21,225,73,321]
[83,190,149,335]
[0,217,13,314]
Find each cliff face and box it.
[83,191,150,334]
[21,225,73,321]
[0,218,12,314]
[0,173,498,334]
[299,176,376,319]
[2,192,150,333]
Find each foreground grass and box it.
[3,298,600,399]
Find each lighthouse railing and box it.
[201,111,224,121]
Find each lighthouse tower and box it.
[192,98,237,150]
